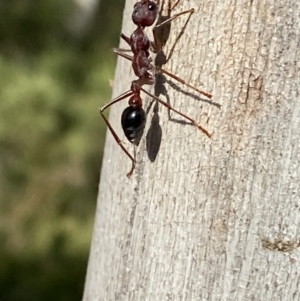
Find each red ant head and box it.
[132,0,158,27]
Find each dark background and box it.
[0,0,124,300]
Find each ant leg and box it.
[113,47,212,99]
[100,90,136,178]
[151,6,211,100]
[154,8,194,32]
[169,0,181,11]
[140,87,211,138]
[152,8,194,52]
[160,67,212,99]
[113,48,131,54]
[114,48,212,99]
[120,33,131,45]
[113,48,133,61]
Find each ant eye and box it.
[148,3,156,11]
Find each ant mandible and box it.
[100,0,212,178]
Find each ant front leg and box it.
[152,1,194,53]
[100,90,136,178]
[152,2,212,99]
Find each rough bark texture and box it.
[83,0,300,300]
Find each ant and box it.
[100,0,212,178]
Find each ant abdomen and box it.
[121,106,146,145]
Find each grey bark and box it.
[83,0,300,300]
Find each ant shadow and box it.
[146,100,162,162]
[146,0,220,162]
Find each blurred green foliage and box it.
[0,0,124,300]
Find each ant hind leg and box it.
[100,90,136,178]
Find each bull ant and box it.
[100,0,212,177]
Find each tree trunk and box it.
[83,0,300,300]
